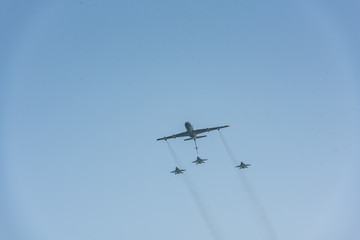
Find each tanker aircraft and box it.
[157,122,229,142]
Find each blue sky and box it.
[1,1,359,240]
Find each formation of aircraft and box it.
[171,167,186,174]
[192,156,207,165]
[236,161,251,169]
[158,122,251,174]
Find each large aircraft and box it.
[192,156,207,165]
[171,167,186,174]
[157,122,230,142]
[236,161,251,169]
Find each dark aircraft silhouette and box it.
[192,156,208,165]
[171,167,186,174]
[236,161,251,169]
[157,122,229,141]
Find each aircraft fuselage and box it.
[185,121,194,132]
[185,121,196,138]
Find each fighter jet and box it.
[236,161,251,169]
[171,167,186,174]
[157,122,229,142]
[192,156,208,165]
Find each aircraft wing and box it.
[193,125,230,135]
[157,131,189,141]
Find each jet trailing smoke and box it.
[219,131,278,240]
[166,141,223,240]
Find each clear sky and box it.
[1,1,359,240]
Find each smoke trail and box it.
[166,141,223,240]
[182,175,222,240]
[219,131,278,240]
[166,141,183,167]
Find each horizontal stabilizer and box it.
[196,135,207,139]
[184,135,207,141]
